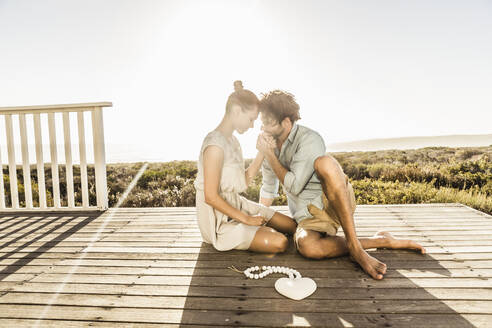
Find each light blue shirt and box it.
[260,124,326,223]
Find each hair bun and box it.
[233,80,244,92]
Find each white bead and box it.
[254,266,259,271]
[267,266,271,270]
[262,266,267,270]
[273,267,278,273]
[254,274,259,279]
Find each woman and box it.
[194,81,297,253]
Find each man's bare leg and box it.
[312,155,424,279]
[296,229,425,260]
[267,212,297,235]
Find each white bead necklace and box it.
[242,265,302,280]
[228,264,317,300]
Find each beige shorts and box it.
[295,181,356,240]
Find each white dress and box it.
[194,130,276,251]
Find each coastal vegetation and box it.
[2,146,491,214]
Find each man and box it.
[256,90,425,280]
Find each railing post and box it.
[0,143,5,209]
[92,107,108,210]
[5,114,19,209]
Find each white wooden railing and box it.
[0,102,112,212]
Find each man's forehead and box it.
[260,112,275,122]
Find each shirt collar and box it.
[287,123,299,143]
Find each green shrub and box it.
[2,146,490,215]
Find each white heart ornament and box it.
[274,277,317,300]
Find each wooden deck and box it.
[0,204,491,327]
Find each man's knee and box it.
[314,155,348,187]
[314,155,339,177]
[297,236,325,259]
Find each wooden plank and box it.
[5,235,492,244]
[4,257,492,270]
[4,214,490,222]
[4,239,492,249]
[0,319,176,328]
[1,292,491,314]
[7,228,492,237]
[0,304,488,327]
[20,273,492,288]
[2,245,481,254]
[2,265,492,279]
[3,251,492,261]
[2,282,491,300]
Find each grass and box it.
[1,146,491,215]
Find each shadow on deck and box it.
[180,241,476,327]
[0,212,102,281]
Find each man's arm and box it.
[259,132,326,196]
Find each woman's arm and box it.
[203,145,266,226]
[245,152,265,186]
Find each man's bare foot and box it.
[375,231,426,254]
[350,248,387,280]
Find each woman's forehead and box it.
[248,107,259,119]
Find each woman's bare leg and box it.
[248,226,289,253]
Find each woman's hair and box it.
[258,90,301,124]
[225,80,259,112]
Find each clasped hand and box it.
[256,133,276,154]
[244,215,268,226]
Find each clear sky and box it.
[1,0,491,161]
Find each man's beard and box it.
[271,126,285,140]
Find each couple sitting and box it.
[194,81,425,280]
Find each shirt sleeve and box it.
[260,159,279,199]
[283,132,326,196]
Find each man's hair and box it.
[259,90,301,124]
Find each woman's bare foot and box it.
[350,248,387,280]
[375,231,426,254]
